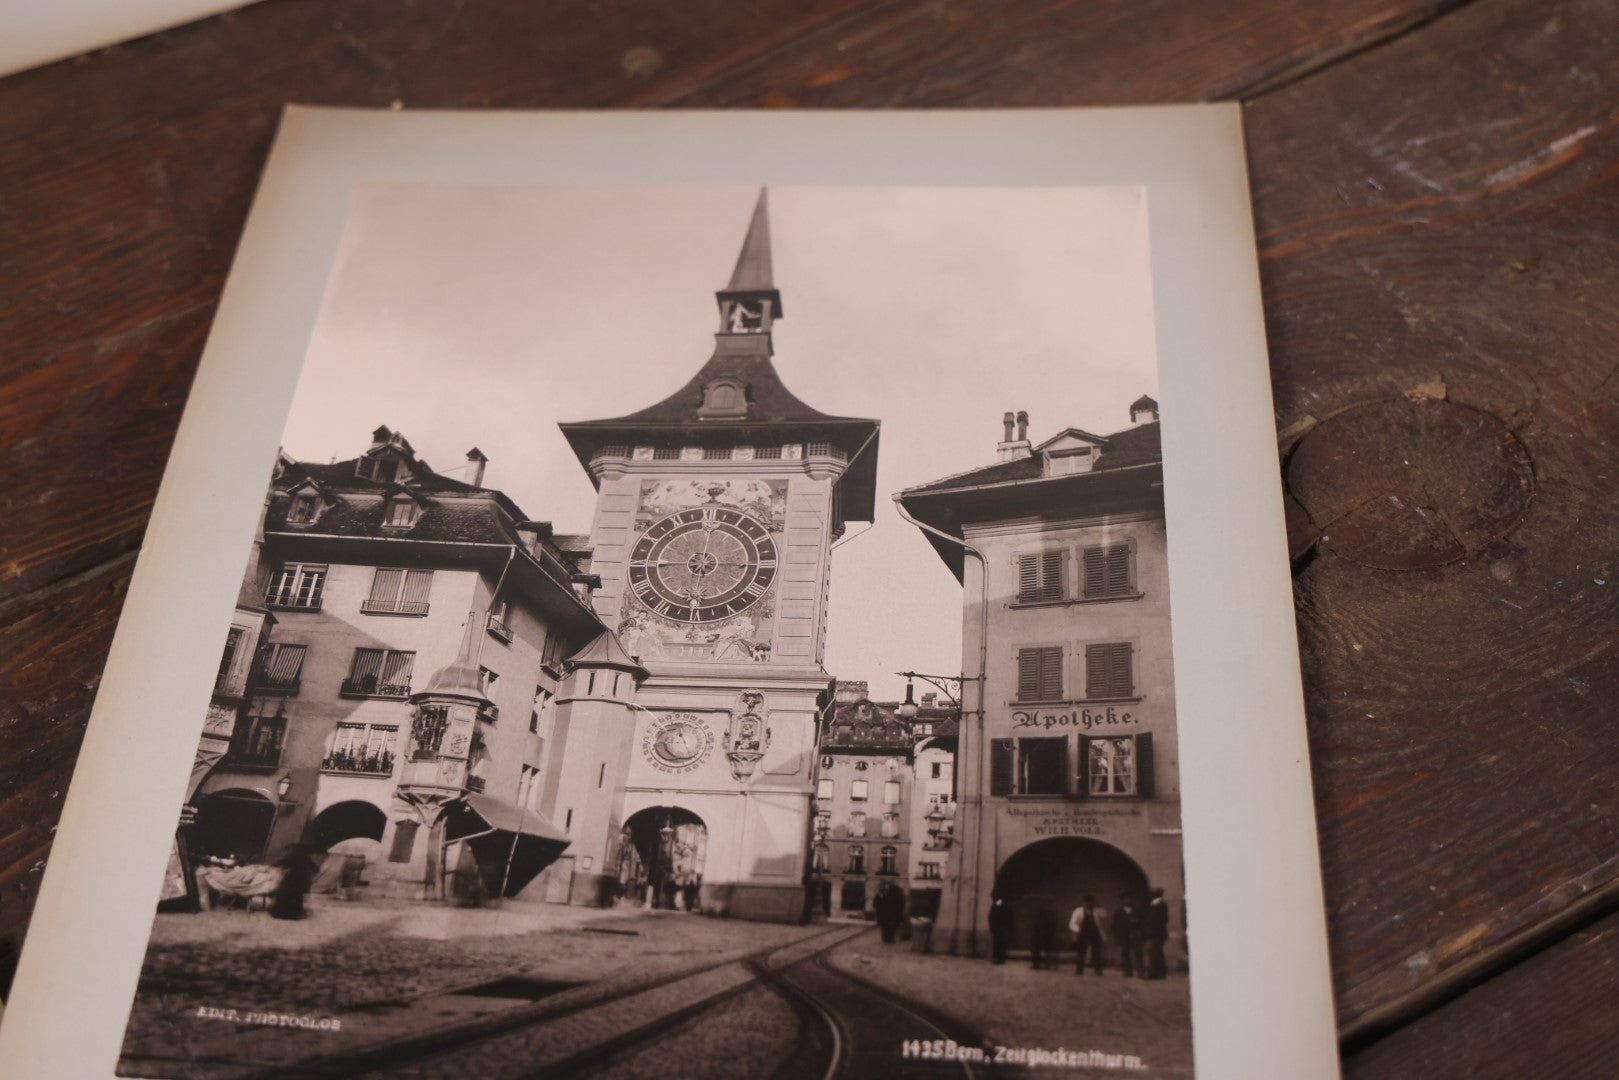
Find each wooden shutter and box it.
[1039,551,1063,600]
[1075,736,1092,799]
[1018,647,1063,701]
[1039,646,1064,699]
[1135,733,1154,797]
[1017,649,1041,700]
[990,738,1016,795]
[1105,546,1132,595]
[1087,642,1134,698]
[1017,555,1040,602]
[1083,547,1106,597]
[369,568,403,608]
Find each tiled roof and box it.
[902,421,1161,495]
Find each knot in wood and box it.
[1286,398,1533,570]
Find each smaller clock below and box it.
[641,713,715,774]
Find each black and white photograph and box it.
[114,182,1193,1078]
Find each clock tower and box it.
[558,191,880,921]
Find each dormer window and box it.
[383,497,420,528]
[1046,447,1095,476]
[698,378,748,419]
[287,492,320,524]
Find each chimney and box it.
[996,408,1033,462]
[466,447,488,488]
[1129,395,1160,426]
[835,679,869,703]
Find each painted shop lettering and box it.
[1011,706,1134,730]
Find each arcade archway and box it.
[994,837,1149,950]
[617,807,707,909]
[191,788,277,863]
[309,800,387,852]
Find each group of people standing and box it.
[987,887,1172,979]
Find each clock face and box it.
[628,505,778,623]
[643,714,714,773]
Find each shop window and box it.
[990,736,1069,796]
[1017,646,1064,701]
[1085,642,1135,699]
[1017,551,1065,603]
[1082,733,1154,797]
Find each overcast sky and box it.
[283,185,1157,700]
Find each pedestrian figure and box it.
[987,893,1014,964]
[876,882,907,943]
[1144,886,1170,979]
[270,844,316,921]
[1030,906,1057,970]
[1113,896,1143,977]
[1069,894,1105,975]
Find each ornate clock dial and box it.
[628,505,778,623]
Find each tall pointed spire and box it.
[715,188,784,332]
[725,189,775,293]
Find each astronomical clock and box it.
[618,479,787,663]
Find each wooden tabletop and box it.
[2,1,1616,1073]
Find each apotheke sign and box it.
[1011,705,1138,731]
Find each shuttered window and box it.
[1082,545,1134,598]
[257,643,307,692]
[990,739,1016,796]
[1017,646,1064,701]
[1085,642,1135,699]
[342,648,416,698]
[362,568,433,615]
[1017,552,1065,603]
[1080,733,1153,797]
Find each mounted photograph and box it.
[108,182,1192,1077]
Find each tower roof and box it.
[724,188,778,301]
[558,190,879,521]
[565,629,650,681]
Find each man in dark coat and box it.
[987,894,1014,964]
[876,883,907,943]
[1113,896,1143,977]
[1069,894,1105,975]
[1144,886,1170,979]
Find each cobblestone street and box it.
[119,900,1194,1078]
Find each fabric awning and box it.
[444,792,569,844]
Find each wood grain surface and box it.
[2,0,1616,1073]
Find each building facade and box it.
[551,191,881,922]
[189,427,615,902]
[810,683,914,919]
[896,402,1186,963]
